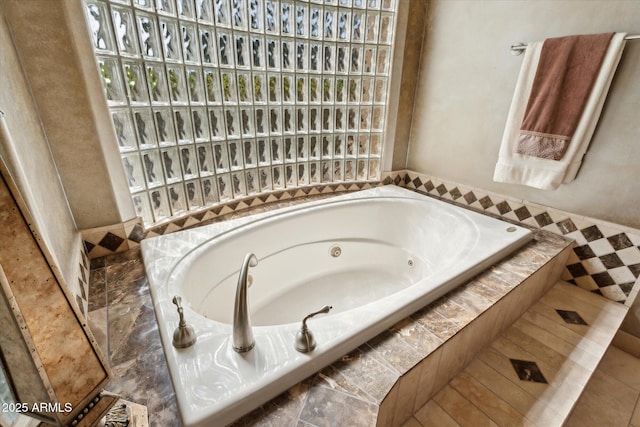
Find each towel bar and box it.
[510,34,640,55]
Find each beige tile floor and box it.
[403,281,639,427]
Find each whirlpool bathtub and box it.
[142,185,533,426]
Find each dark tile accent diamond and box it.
[227,201,240,210]
[607,233,634,251]
[599,253,624,269]
[80,280,87,299]
[479,196,493,209]
[581,225,604,242]
[152,224,169,235]
[630,263,640,278]
[80,263,86,282]
[382,177,394,185]
[404,174,412,185]
[76,296,85,316]
[556,309,588,325]
[98,232,125,251]
[573,245,597,260]
[173,218,188,228]
[463,192,477,205]
[128,224,147,243]
[412,177,423,187]
[620,282,635,296]
[556,218,578,234]
[514,206,532,221]
[393,175,403,185]
[436,184,447,196]
[510,359,547,384]
[592,271,615,288]
[566,263,589,278]
[424,180,435,192]
[84,241,95,253]
[449,187,462,200]
[534,212,554,228]
[496,201,512,215]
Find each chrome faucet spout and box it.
[233,253,258,353]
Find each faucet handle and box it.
[294,305,333,353]
[172,295,197,348]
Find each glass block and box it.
[296,136,308,160]
[339,0,353,7]
[269,107,281,134]
[217,32,234,67]
[281,1,293,35]
[270,137,283,164]
[224,108,241,138]
[370,133,382,156]
[323,8,336,40]
[258,167,273,191]
[367,0,381,10]
[336,45,349,73]
[156,0,176,16]
[353,0,365,8]
[371,106,384,131]
[196,143,215,176]
[122,152,146,191]
[347,107,358,131]
[350,46,362,74]
[185,180,204,209]
[112,6,139,56]
[179,145,198,179]
[132,192,154,225]
[201,177,218,204]
[196,0,214,23]
[266,39,280,70]
[228,140,244,169]
[272,165,284,189]
[201,30,218,65]
[381,0,395,11]
[360,106,371,131]
[309,44,321,72]
[369,158,380,179]
[295,5,307,37]
[231,172,247,196]
[321,160,332,182]
[282,75,294,103]
[309,135,320,159]
[323,44,335,73]
[310,7,321,39]
[296,42,308,71]
[232,0,248,29]
[235,34,250,68]
[322,77,333,103]
[309,161,320,183]
[265,0,279,34]
[251,37,265,68]
[254,108,267,135]
[257,139,270,165]
[344,159,355,180]
[136,12,162,59]
[122,61,149,104]
[149,188,170,222]
[335,77,347,103]
[186,68,205,104]
[281,40,294,71]
[357,158,368,179]
[174,108,194,142]
[154,108,177,145]
[240,108,254,136]
[159,18,182,62]
[237,73,253,103]
[204,69,222,104]
[351,11,364,42]
[112,109,137,151]
[252,74,267,103]
[161,147,182,182]
[85,1,116,53]
[377,46,390,75]
[283,137,295,162]
[363,47,376,74]
[309,77,321,103]
[214,0,231,27]
[294,77,306,103]
[333,159,344,181]
[243,139,257,167]
[249,0,263,31]
[365,13,379,43]
[374,78,387,103]
[134,0,154,10]
[133,108,158,148]
[283,107,294,134]
[284,164,296,187]
[338,11,350,41]
[168,183,187,215]
[334,107,346,132]
[192,108,210,141]
[358,134,369,156]
[296,108,307,132]
[346,134,357,157]
[146,63,171,104]
[322,108,333,132]
[213,142,230,171]
[321,136,332,159]
[97,57,127,105]
[309,107,320,132]
[379,13,393,44]
[245,168,259,194]
[333,134,344,157]
[221,72,238,103]
[177,0,196,20]
[167,65,188,103]
[360,77,374,103]
[182,23,201,63]
[208,108,225,140]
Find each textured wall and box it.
[407,0,640,229]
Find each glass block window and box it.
[84,0,396,225]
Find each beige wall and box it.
[406,0,640,229]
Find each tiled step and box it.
[410,280,630,427]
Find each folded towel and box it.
[494,33,626,190]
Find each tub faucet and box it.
[233,253,258,353]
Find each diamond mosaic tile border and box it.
[76,246,90,318]
[384,170,640,306]
[81,182,380,259]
